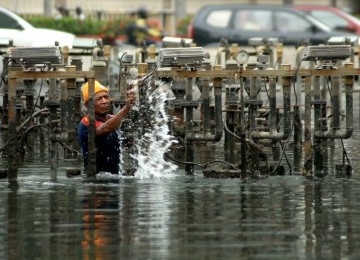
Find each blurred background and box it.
[1,0,360,39]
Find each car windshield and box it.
[304,13,333,32]
[309,11,348,29]
[275,11,313,32]
[0,11,22,29]
[0,7,33,30]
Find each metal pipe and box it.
[331,76,340,129]
[224,61,238,163]
[185,76,194,175]
[251,65,291,140]
[24,80,35,119]
[86,79,96,177]
[238,68,247,178]
[216,46,224,66]
[170,78,186,134]
[186,65,223,142]
[268,76,277,133]
[60,80,68,137]
[7,65,20,180]
[276,43,283,69]
[135,46,146,63]
[212,78,224,141]
[313,76,322,132]
[202,77,211,133]
[312,75,323,172]
[48,78,58,180]
[314,63,354,139]
[248,76,258,133]
[65,66,79,156]
[302,76,313,175]
[293,105,302,146]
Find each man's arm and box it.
[96,90,135,136]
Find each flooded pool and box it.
[1,128,360,259]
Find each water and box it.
[1,128,360,259]
[1,79,360,259]
[129,81,178,178]
[1,168,360,259]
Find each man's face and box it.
[94,91,110,115]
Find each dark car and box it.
[187,4,358,46]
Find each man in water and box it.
[78,80,136,174]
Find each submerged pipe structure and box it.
[3,41,360,180]
[249,64,291,140]
[313,63,354,139]
[184,65,223,175]
[153,61,357,177]
[185,65,223,142]
[5,69,96,180]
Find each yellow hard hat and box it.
[81,80,109,103]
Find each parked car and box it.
[0,6,75,47]
[187,4,358,46]
[294,5,360,35]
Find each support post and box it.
[303,76,313,176]
[86,79,96,177]
[7,66,20,180]
[185,76,194,175]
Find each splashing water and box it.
[120,80,178,178]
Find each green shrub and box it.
[25,16,128,38]
[26,15,191,39]
[99,17,130,38]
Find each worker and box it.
[78,80,136,174]
[126,7,162,46]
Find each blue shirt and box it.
[78,115,120,174]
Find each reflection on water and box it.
[1,165,360,259]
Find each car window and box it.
[0,12,22,29]
[234,10,272,31]
[275,11,312,32]
[309,10,348,29]
[206,10,232,28]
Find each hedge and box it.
[25,15,193,38]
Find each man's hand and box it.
[125,89,136,108]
